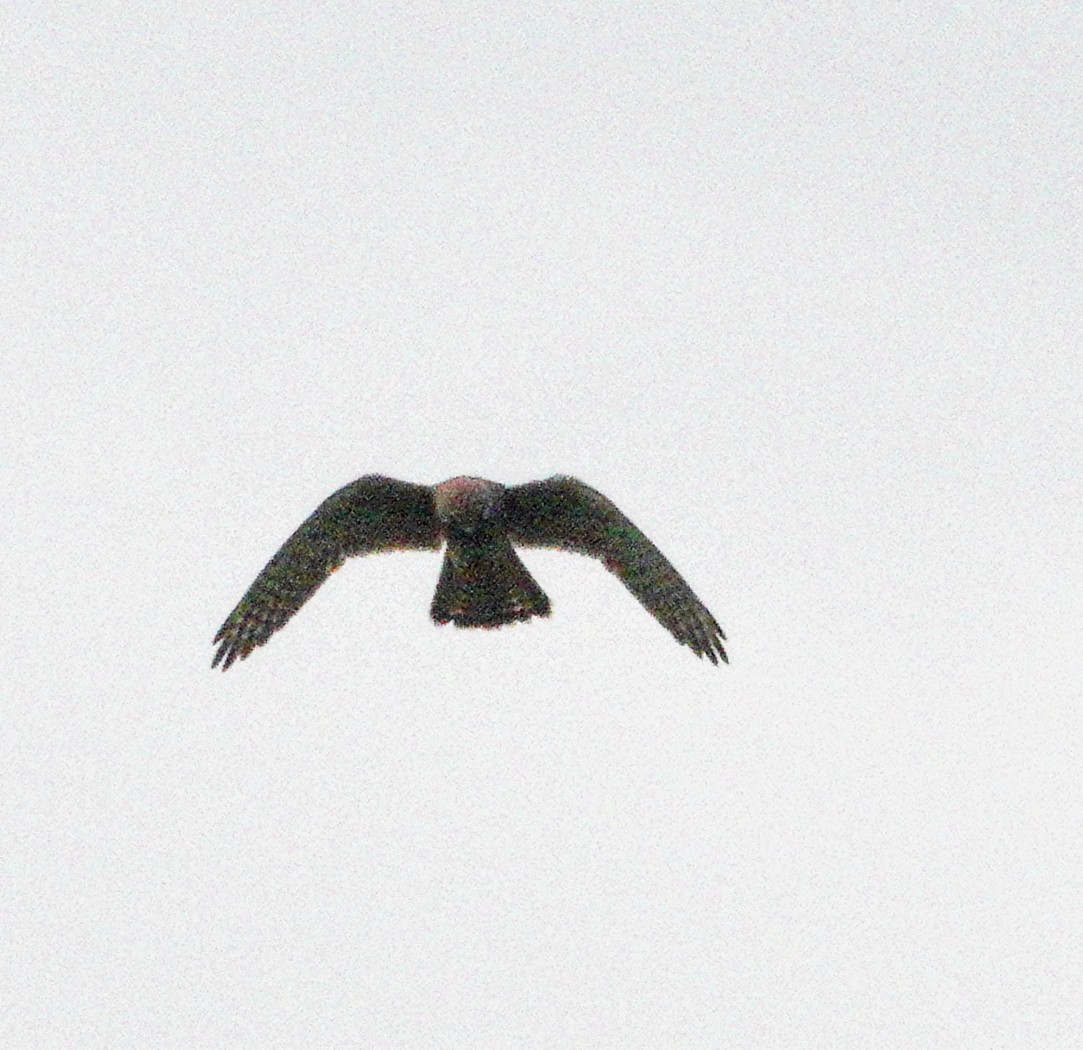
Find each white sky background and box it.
[4,2,1081,1046]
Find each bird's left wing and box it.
[504,476,727,664]
[213,475,440,669]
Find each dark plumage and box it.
[212,475,727,669]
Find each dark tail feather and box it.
[430,534,550,628]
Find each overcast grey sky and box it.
[4,3,1081,1046]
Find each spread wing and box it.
[213,475,440,670]
[504,476,727,664]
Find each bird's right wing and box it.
[504,476,727,664]
[213,475,440,669]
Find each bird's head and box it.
[433,476,504,535]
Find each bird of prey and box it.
[212,475,727,670]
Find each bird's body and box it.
[212,475,726,669]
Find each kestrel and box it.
[212,475,727,669]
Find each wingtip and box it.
[699,637,728,666]
[212,642,241,671]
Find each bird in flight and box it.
[212,475,727,670]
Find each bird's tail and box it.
[430,533,551,628]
